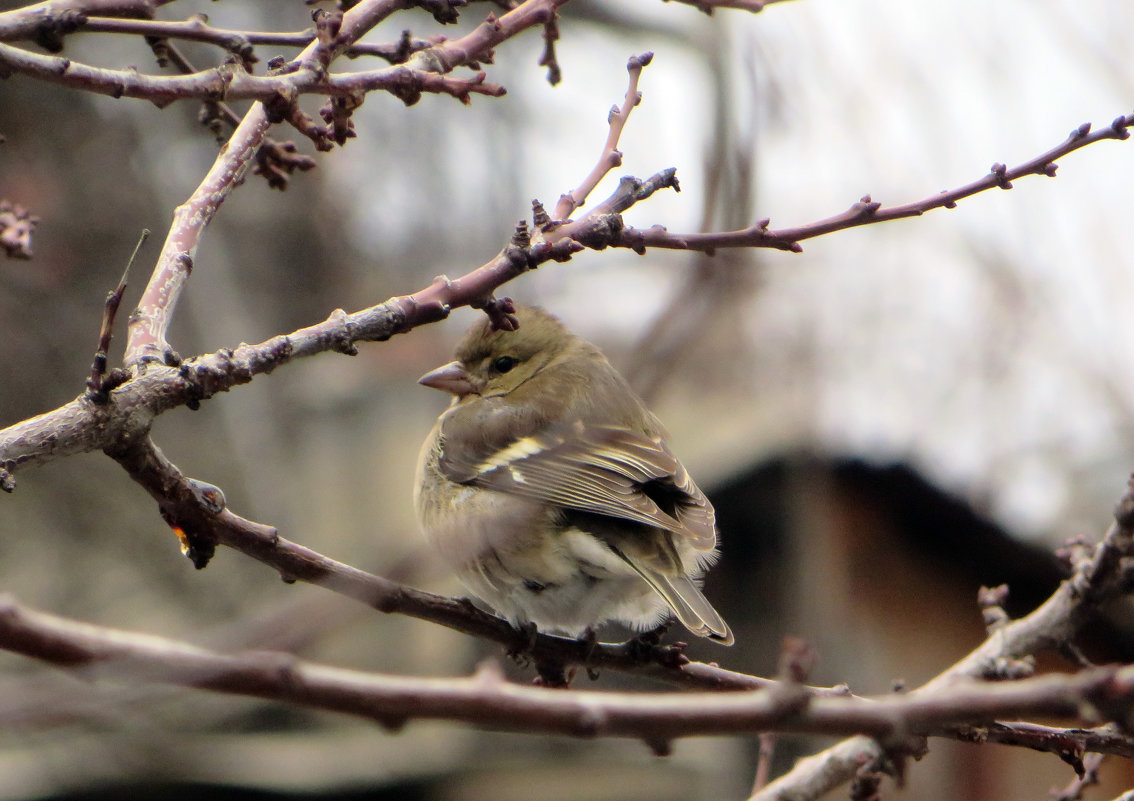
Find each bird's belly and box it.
[426,500,668,637]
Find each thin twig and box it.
[752,732,777,793]
[617,115,1134,254]
[85,229,148,403]
[0,42,506,106]
[553,51,651,221]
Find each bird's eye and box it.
[492,355,518,374]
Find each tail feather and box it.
[657,574,734,646]
[615,553,733,645]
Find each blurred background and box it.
[0,0,1132,798]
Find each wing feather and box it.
[440,420,717,548]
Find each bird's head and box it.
[418,305,573,399]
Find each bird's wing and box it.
[439,420,717,549]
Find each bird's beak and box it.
[418,361,476,398]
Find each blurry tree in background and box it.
[2,1,1134,800]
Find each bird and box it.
[414,304,733,645]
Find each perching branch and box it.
[4,594,1134,756]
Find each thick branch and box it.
[3,594,1134,752]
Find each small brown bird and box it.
[415,305,732,645]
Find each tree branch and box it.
[0,42,505,106]
[0,0,169,45]
[553,51,652,221]
[617,114,1134,254]
[749,475,1134,800]
[4,594,1134,756]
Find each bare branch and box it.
[4,594,1134,752]
[33,15,433,64]
[85,229,147,403]
[0,43,505,106]
[403,0,567,74]
[750,476,1134,801]
[553,51,652,221]
[955,721,1134,763]
[617,114,1134,255]
[0,0,170,46]
[112,0,563,366]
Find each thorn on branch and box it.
[1114,472,1134,530]
[146,35,171,68]
[1051,752,1103,801]
[474,296,519,331]
[253,138,317,190]
[415,0,467,25]
[319,94,363,146]
[531,199,551,230]
[1059,641,1095,670]
[978,583,1011,633]
[853,194,882,218]
[628,51,654,71]
[985,654,1036,681]
[538,13,561,85]
[778,635,817,684]
[0,201,40,259]
[850,755,885,801]
[198,100,227,143]
[990,162,1013,189]
[312,8,344,47]
[85,229,148,403]
[1056,535,1094,573]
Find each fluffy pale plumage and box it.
[415,305,732,645]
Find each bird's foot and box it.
[627,623,689,667]
[506,621,540,666]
